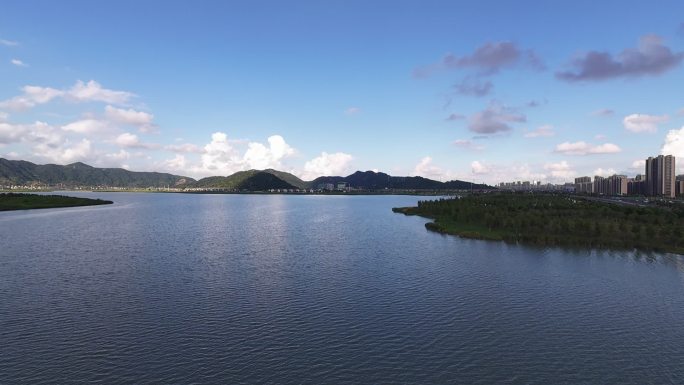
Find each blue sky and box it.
[1,0,683,183]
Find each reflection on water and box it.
[1,192,683,384]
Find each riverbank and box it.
[393,193,684,255]
[0,193,113,211]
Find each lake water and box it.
[1,192,684,384]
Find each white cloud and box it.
[623,113,668,133]
[0,112,7,122]
[10,59,27,67]
[62,119,110,134]
[468,161,555,184]
[543,161,576,179]
[554,141,621,155]
[0,120,99,164]
[114,132,158,149]
[661,126,684,158]
[524,124,554,138]
[115,133,142,147]
[631,159,646,170]
[0,80,134,111]
[0,121,60,146]
[413,156,445,179]
[164,143,205,154]
[345,107,361,115]
[0,85,64,111]
[471,160,491,175]
[301,151,354,180]
[595,134,607,140]
[105,149,131,162]
[67,80,134,105]
[33,138,93,164]
[105,105,155,132]
[198,132,243,175]
[0,39,19,47]
[161,154,187,172]
[593,168,617,177]
[243,135,295,170]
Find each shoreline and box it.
[392,194,684,256]
[0,193,113,211]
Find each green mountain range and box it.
[0,158,194,188]
[1,158,493,191]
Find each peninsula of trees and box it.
[0,193,113,211]
[393,193,684,255]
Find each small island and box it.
[0,193,113,211]
[394,193,684,255]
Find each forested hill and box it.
[191,170,298,191]
[311,170,491,190]
[0,158,194,187]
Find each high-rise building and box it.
[645,155,675,198]
[574,176,593,194]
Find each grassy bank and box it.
[0,193,113,211]
[393,193,684,255]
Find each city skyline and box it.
[1,1,684,183]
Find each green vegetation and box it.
[191,170,299,190]
[0,158,193,188]
[0,193,113,211]
[394,193,684,254]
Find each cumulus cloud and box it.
[62,119,111,134]
[301,151,354,180]
[0,121,59,146]
[524,124,554,138]
[199,132,242,175]
[631,159,646,170]
[593,168,617,177]
[661,126,684,157]
[471,160,491,175]
[243,135,295,170]
[544,161,576,179]
[0,80,134,111]
[557,34,684,82]
[105,149,131,162]
[623,113,668,133]
[161,154,187,172]
[468,102,526,134]
[414,41,544,78]
[554,141,621,155]
[453,77,493,97]
[11,59,27,67]
[105,105,155,132]
[0,85,64,110]
[194,132,297,177]
[67,80,134,104]
[115,133,142,148]
[164,143,205,154]
[409,156,450,180]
